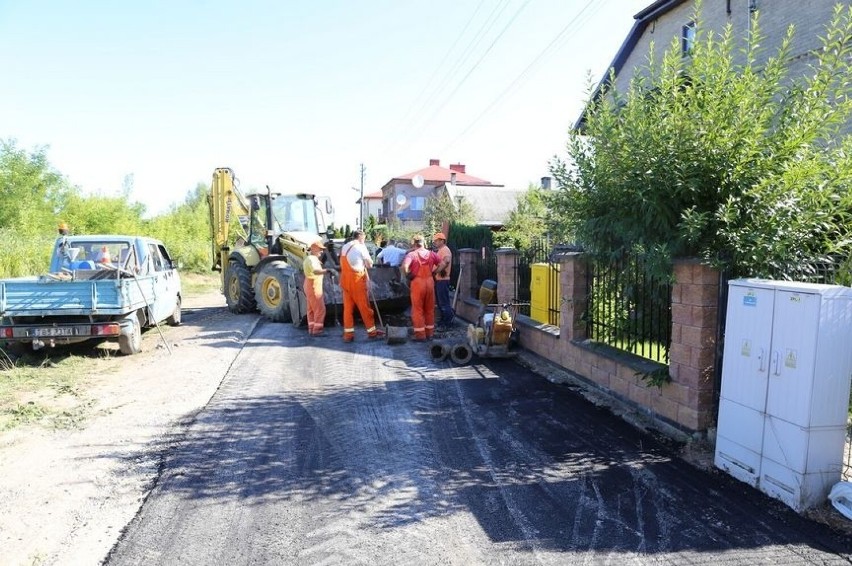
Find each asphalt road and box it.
[105,319,852,565]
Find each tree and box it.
[0,139,71,235]
[423,192,477,236]
[550,5,852,278]
[145,183,212,272]
[493,183,550,249]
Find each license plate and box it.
[31,327,76,337]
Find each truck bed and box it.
[0,272,159,318]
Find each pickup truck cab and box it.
[0,235,182,355]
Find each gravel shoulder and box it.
[0,290,259,566]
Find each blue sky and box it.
[2,0,650,225]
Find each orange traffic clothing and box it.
[302,254,326,336]
[403,249,440,340]
[340,241,379,341]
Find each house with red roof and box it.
[379,159,521,229]
[356,190,384,224]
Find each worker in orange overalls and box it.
[340,229,384,342]
[402,234,441,341]
[303,238,331,337]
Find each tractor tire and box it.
[254,261,293,323]
[225,260,256,314]
[287,272,308,327]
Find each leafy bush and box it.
[551,5,852,279]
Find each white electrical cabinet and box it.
[715,279,852,512]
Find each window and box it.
[148,244,165,272]
[682,21,696,57]
[410,196,426,211]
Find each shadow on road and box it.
[102,326,852,560]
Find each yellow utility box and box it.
[530,263,560,325]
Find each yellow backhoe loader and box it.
[208,167,408,325]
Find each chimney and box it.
[541,176,552,190]
[449,163,466,174]
[450,172,456,186]
[429,159,440,166]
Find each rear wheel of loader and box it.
[254,261,293,323]
[287,272,307,327]
[225,260,256,314]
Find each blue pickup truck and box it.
[0,235,182,355]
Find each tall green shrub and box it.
[551,4,852,278]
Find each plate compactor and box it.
[430,279,525,365]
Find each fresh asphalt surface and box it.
[106,319,852,565]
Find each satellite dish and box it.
[396,194,407,206]
[412,174,424,188]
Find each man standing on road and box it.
[432,232,454,331]
[340,229,384,342]
[303,238,332,337]
[403,234,441,342]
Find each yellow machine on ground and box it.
[208,167,408,325]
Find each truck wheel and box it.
[254,261,293,323]
[225,260,256,314]
[166,295,182,326]
[119,317,142,355]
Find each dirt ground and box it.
[0,289,259,566]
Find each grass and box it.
[0,272,220,432]
[605,337,669,365]
[0,349,97,431]
[181,272,221,295]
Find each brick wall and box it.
[453,249,720,436]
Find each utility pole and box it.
[359,163,366,230]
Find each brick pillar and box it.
[457,248,477,301]
[670,259,720,431]
[496,248,519,304]
[555,251,587,341]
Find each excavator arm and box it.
[208,167,249,272]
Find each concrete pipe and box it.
[449,342,473,365]
[430,342,449,362]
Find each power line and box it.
[440,0,606,154]
[400,0,533,152]
[386,0,512,153]
[391,0,488,134]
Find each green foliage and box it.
[423,192,477,236]
[551,5,852,278]
[493,183,550,249]
[0,228,55,278]
[636,367,672,390]
[0,138,218,277]
[144,183,211,272]
[449,223,494,251]
[364,214,388,244]
[0,139,71,236]
[61,191,146,235]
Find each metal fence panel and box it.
[586,253,672,364]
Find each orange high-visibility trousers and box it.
[410,271,436,340]
[340,255,376,341]
[303,277,326,335]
